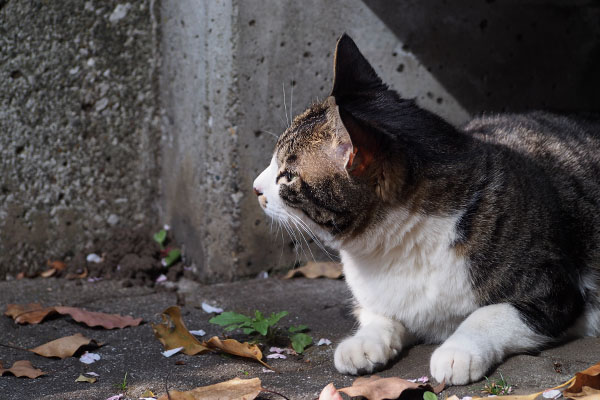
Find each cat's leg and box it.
[430,303,546,385]
[334,307,415,375]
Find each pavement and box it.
[0,277,598,400]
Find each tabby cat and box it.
[253,34,600,385]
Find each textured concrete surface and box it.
[1,277,598,400]
[159,0,469,282]
[0,1,162,278]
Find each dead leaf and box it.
[4,303,142,329]
[30,333,98,359]
[157,377,262,400]
[66,267,88,280]
[75,374,97,383]
[205,336,272,370]
[565,361,600,398]
[47,260,67,271]
[152,306,210,355]
[319,383,344,400]
[338,375,442,400]
[0,360,46,379]
[40,268,57,278]
[566,386,600,399]
[283,261,343,279]
[16,272,25,280]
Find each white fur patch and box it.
[340,209,478,343]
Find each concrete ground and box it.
[0,277,597,400]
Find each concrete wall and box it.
[159,0,469,282]
[0,0,161,277]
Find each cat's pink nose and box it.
[253,187,262,196]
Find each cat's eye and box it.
[277,170,298,184]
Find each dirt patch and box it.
[60,228,185,287]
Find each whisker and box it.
[290,80,294,125]
[282,83,290,128]
[260,130,279,139]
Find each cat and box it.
[252,33,600,385]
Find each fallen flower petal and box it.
[269,346,284,354]
[317,338,332,346]
[80,351,101,364]
[201,302,224,314]
[262,368,275,373]
[86,372,99,376]
[418,376,429,383]
[266,353,286,359]
[105,395,123,400]
[161,347,184,358]
[156,274,167,283]
[86,254,103,263]
[542,389,561,399]
[189,329,206,336]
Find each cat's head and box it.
[252,34,457,245]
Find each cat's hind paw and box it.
[430,341,488,385]
[334,335,396,375]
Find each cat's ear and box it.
[326,97,379,177]
[330,33,387,99]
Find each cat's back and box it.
[464,111,600,177]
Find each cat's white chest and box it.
[340,211,478,343]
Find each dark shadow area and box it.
[363,0,600,115]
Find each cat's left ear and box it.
[326,97,379,177]
[330,33,387,100]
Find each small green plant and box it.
[482,373,512,395]
[114,372,128,392]
[153,229,167,249]
[209,310,313,353]
[423,392,437,400]
[163,248,181,267]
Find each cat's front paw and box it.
[334,335,397,375]
[430,340,489,385]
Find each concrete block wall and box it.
[0,0,161,277]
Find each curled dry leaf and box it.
[319,383,344,400]
[30,333,99,359]
[47,260,67,271]
[0,360,46,379]
[338,375,444,400]
[157,377,262,400]
[151,306,210,355]
[564,361,600,398]
[66,267,88,280]
[206,336,272,370]
[4,303,142,329]
[40,268,57,278]
[283,261,343,279]
[75,374,97,383]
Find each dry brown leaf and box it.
[16,272,25,280]
[5,303,56,324]
[65,267,88,280]
[152,306,210,355]
[75,374,97,383]
[567,386,600,399]
[205,336,272,370]
[319,383,344,400]
[283,261,343,279]
[47,260,67,271]
[338,375,441,400]
[157,377,262,400]
[0,360,46,379]
[40,268,57,278]
[4,303,142,328]
[565,361,600,398]
[30,333,97,359]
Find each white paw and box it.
[334,335,397,375]
[430,341,489,385]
